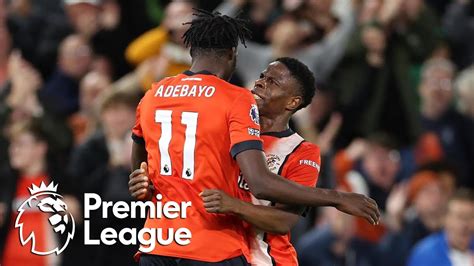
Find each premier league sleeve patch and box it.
[249,104,260,125]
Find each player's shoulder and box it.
[211,77,252,96]
[204,77,255,108]
[294,136,320,156]
[288,137,321,165]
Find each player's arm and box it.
[201,189,302,235]
[129,96,153,200]
[236,150,380,224]
[227,92,379,224]
[131,141,147,170]
[129,141,154,200]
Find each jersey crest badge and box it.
[250,104,260,125]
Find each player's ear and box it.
[286,96,302,112]
[229,47,237,61]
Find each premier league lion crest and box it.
[249,104,260,125]
[15,181,75,255]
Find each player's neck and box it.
[190,59,229,80]
[260,116,290,133]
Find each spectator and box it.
[5,0,71,77]
[66,90,142,266]
[1,51,44,120]
[454,65,474,120]
[39,34,93,118]
[0,51,74,174]
[216,0,281,44]
[379,169,454,266]
[0,25,12,165]
[217,0,356,87]
[0,119,63,266]
[443,0,474,69]
[64,0,153,79]
[64,0,102,40]
[68,71,111,145]
[0,51,44,166]
[407,188,474,266]
[334,133,401,243]
[297,201,378,266]
[330,0,440,147]
[90,0,154,79]
[419,58,474,187]
[0,25,11,86]
[124,0,194,86]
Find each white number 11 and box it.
[155,110,198,180]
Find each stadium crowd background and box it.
[0,0,473,265]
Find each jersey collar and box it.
[261,128,295,138]
[183,70,215,76]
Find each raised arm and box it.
[297,0,356,81]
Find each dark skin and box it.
[129,53,381,225]
[201,62,306,234]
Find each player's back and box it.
[132,70,262,262]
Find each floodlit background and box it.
[0,0,473,265]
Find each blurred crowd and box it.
[0,0,473,265]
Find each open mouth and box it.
[251,90,264,100]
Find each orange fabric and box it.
[133,73,262,262]
[407,171,439,202]
[354,218,387,243]
[414,132,444,165]
[333,150,355,185]
[2,176,50,266]
[262,140,320,266]
[125,26,169,65]
[125,26,191,92]
[68,113,95,145]
[333,150,386,243]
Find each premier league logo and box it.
[250,104,260,125]
[15,181,75,255]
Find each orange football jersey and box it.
[238,130,320,266]
[132,70,263,262]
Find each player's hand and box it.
[128,162,153,200]
[200,189,239,214]
[335,192,381,225]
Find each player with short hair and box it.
[201,57,324,266]
[130,10,379,265]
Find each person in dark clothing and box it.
[379,169,455,266]
[297,206,378,266]
[329,0,440,147]
[5,0,71,78]
[418,58,474,187]
[443,0,474,69]
[39,35,93,118]
[65,90,143,266]
[0,119,72,265]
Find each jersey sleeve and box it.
[131,98,145,145]
[228,91,263,158]
[283,142,321,187]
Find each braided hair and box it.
[182,9,251,57]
